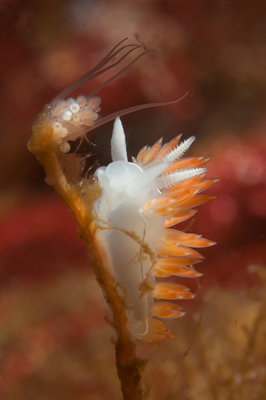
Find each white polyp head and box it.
[49,95,102,144]
[66,98,75,105]
[69,103,80,113]
[59,142,71,153]
[52,122,69,140]
[63,110,72,121]
[76,95,87,106]
[52,122,63,131]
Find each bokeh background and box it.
[0,1,266,399]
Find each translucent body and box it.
[93,118,213,340]
[95,160,166,337]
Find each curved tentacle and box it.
[54,38,148,101]
[66,92,189,141]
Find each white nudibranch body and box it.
[93,117,215,342]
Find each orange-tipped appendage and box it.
[154,282,195,300]
[153,302,185,319]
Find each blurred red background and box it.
[0,1,265,399]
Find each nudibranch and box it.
[93,117,215,342]
[29,38,215,345]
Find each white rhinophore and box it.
[111,117,128,162]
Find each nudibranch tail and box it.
[93,117,216,342]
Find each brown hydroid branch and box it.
[28,114,146,400]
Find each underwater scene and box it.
[0,1,266,399]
